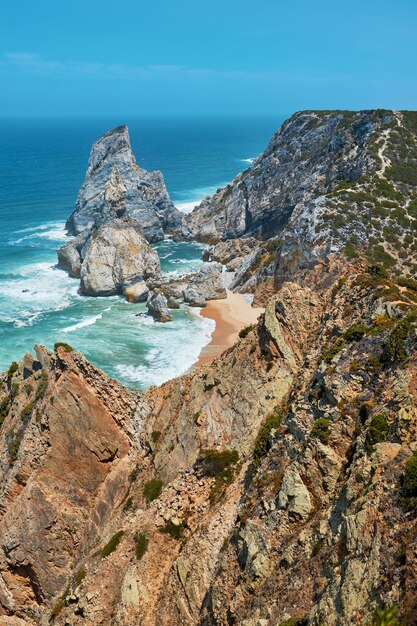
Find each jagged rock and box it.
[65,125,183,242]
[123,281,149,303]
[183,286,207,307]
[166,296,180,309]
[147,291,172,322]
[277,465,312,520]
[202,238,258,265]
[79,219,162,296]
[183,263,226,306]
[56,233,88,278]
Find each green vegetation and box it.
[159,520,185,540]
[20,402,34,422]
[51,597,65,618]
[8,429,22,462]
[252,411,284,473]
[239,324,254,339]
[321,338,344,364]
[384,311,417,364]
[74,567,86,588]
[312,538,324,556]
[343,323,367,342]
[143,478,163,502]
[134,532,148,559]
[365,414,389,454]
[197,449,239,504]
[151,430,161,443]
[371,605,400,626]
[0,396,11,421]
[278,619,308,626]
[100,530,124,558]
[129,464,140,483]
[54,342,73,353]
[6,362,18,386]
[310,418,330,445]
[399,451,417,511]
[198,449,239,477]
[123,496,134,512]
[35,372,48,402]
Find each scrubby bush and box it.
[35,372,48,402]
[239,324,254,339]
[367,264,390,281]
[134,532,148,559]
[397,276,417,291]
[384,311,417,364]
[321,338,344,364]
[343,323,367,342]
[310,418,330,445]
[54,342,73,353]
[151,430,161,443]
[197,449,239,477]
[371,605,399,626]
[6,362,18,386]
[365,414,389,454]
[159,520,185,540]
[143,478,163,502]
[252,412,284,473]
[74,567,86,588]
[399,451,417,511]
[100,530,124,558]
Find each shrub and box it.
[365,414,389,454]
[252,412,284,473]
[151,430,161,443]
[322,338,344,363]
[35,372,48,402]
[159,520,185,540]
[74,567,86,588]
[143,478,163,502]
[312,538,324,556]
[371,605,399,626]
[21,402,35,422]
[51,597,65,618]
[384,311,417,364]
[129,464,140,483]
[197,449,239,477]
[397,276,417,291]
[6,362,18,386]
[0,396,10,420]
[400,451,417,510]
[123,496,134,512]
[239,324,254,339]
[100,530,124,558]
[311,418,330,445]
[367,264,390,280]
[54,342,73,353]
[343,323,367,342]
[8,430,22,462]
[134,532,148,559]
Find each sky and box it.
[0,0,416,117]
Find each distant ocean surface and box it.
[0,116,283,388]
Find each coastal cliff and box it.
[1,111,417,625]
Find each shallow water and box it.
[0,116,283,388]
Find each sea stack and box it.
[65,125,183,243]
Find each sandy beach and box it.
[195,290,265,367]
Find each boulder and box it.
[147,292,172,322]
[57,233,87,278]
[123,281,149,303]
[166,296,180,309]
[185,262,227,303]
[65,125,183,243]
[183,287,206,308]
[79,218,162,296]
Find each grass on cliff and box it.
[310,418,331,445]
[251,411,284,474]
[159,520,186,540]
[399,451,417,512]
[197,449,239,504]
[100,530,124,558]
[54,342,73,353]
[143,478,163,502]
[365,414,389,454]
[134,532,148,559]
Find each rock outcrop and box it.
[1,258,417,625]
[182,263,227,305]
[184,110,417,281]
[147,291,172,322]
[76,218,161,296]
[65,125,183,243]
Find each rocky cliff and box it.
[184,110,417,284]
[65,125,183,243]
[1,258,417,625]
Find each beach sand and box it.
[195,290,265,367]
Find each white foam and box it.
[176,201,200,214]
[62,312,104,333]
[11,222,68,244]
[241,157,255,163]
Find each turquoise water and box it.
[0,116,283,388]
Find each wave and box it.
[11,222,68,245]
[62,312,105,333]
[240,157,256,163]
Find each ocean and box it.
[0,116,283,389]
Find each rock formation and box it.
[147,291,172,322]
[3,110,417,625]
[1,258,417,625]
[65,125,183,243]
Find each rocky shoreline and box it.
[1,110,417,625]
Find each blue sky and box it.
[0,0,416,116]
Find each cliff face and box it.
[65,125,183,243]
[1,259,417,625]
[185,110,417,283]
